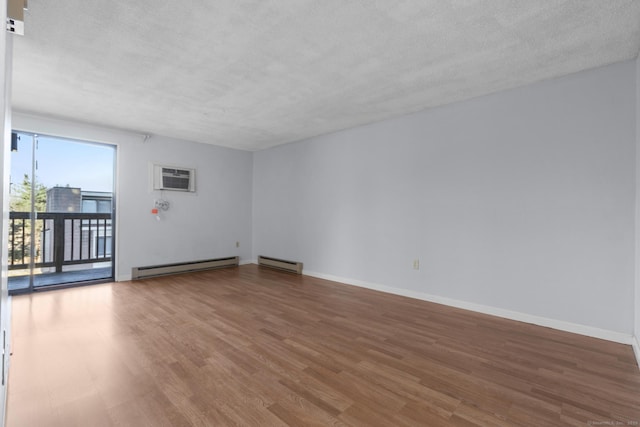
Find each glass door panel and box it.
[8,132,116,293]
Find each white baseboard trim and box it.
[632,336,640,371]
[239,259,256,266]
[116,273,132,282]
[304,270,635,346]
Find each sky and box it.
[10,132,115,194]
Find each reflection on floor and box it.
[8,266,112,291]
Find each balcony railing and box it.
[9,211,112,272]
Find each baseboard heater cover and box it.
[258,255,303,274]
[132,256,239,279]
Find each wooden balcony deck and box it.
[8,266,113,292]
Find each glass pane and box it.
[97,200,111,213]
[7,132,35,292]
[82,199,97,213]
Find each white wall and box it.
[635,54,640,358]
[12,113,253,281]
[0,0,12,422]
[117,134,252,279]
[254,60,636,336]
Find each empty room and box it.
[0,1,639,426]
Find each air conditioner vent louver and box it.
[152,164,195,192]
[162,168,190,190]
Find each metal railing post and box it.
[53,215,64,273]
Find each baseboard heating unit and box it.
[257,255,303,274]
[132,256,239,279]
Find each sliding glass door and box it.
[8,132,116,293]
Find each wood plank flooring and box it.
[7,264,640,426]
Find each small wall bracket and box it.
[6,0,27,35]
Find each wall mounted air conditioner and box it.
[152,164,196,192]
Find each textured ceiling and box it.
[11,1,640,151]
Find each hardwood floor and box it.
[7,264,640,426]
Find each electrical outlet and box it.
[236,241,240,248]
[413,259,420,270]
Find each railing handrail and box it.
[10,211,111,219]
[9,211,112,271]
